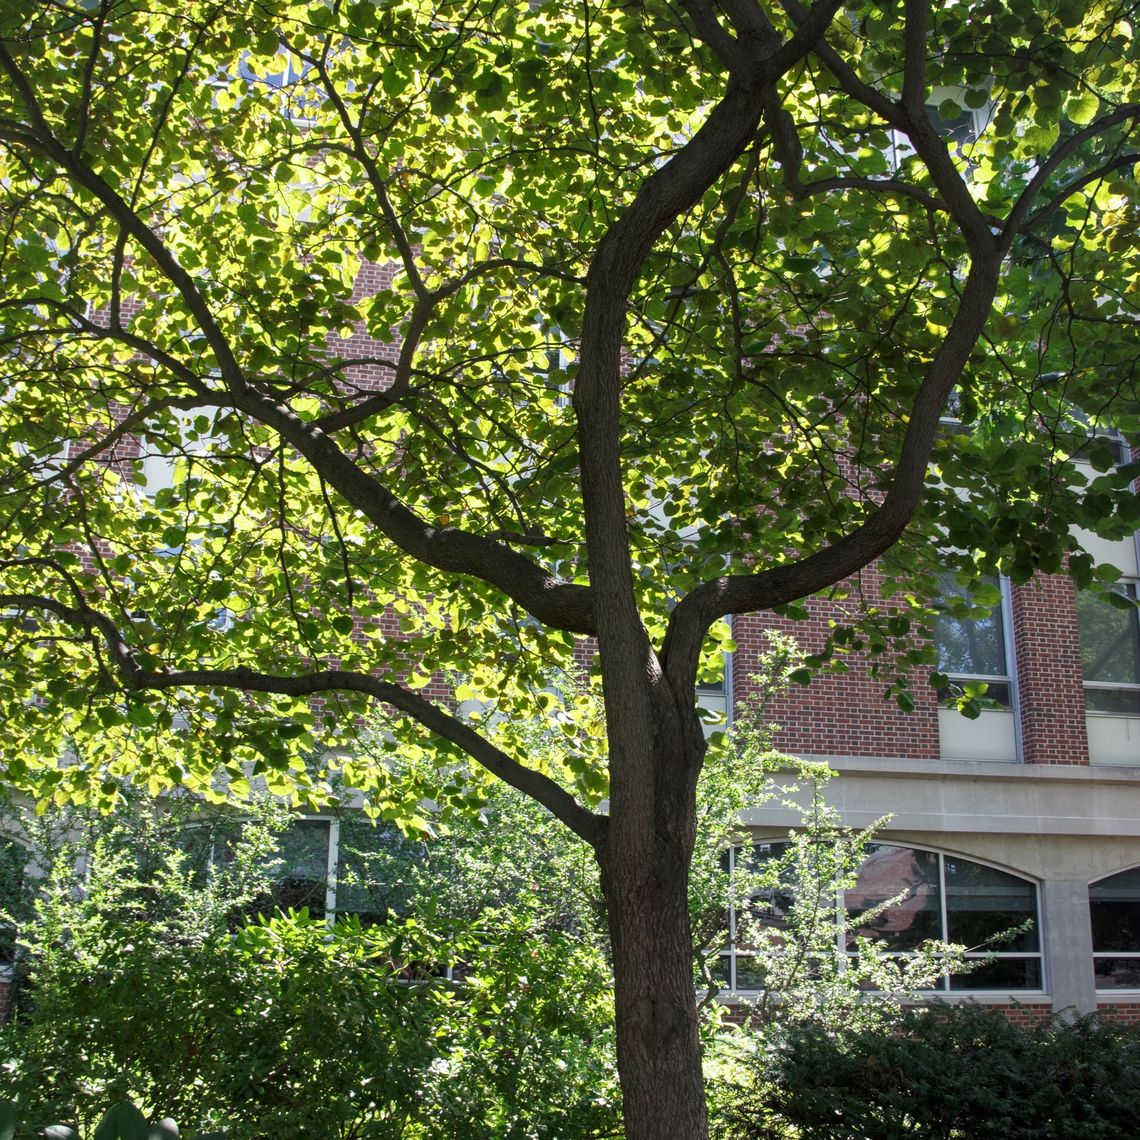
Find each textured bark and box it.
[601,810,708,1140]
[596,677,710,1140]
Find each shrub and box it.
[722,1003,1140,1140]
[0,792,620,1139]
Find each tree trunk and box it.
[599,740,708,1140]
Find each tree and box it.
[0,1,1138,1136]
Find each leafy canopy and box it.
[0,0,1138,810]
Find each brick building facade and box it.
[728,544,1140,1019]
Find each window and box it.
[1090,868,1140,990]
[933,574,1013,707]
[1068,413,1129,468]
[926,102,977,150]
[847,847,1041,991]
[889,89,991,168]
[716,841,795,992]
[261,818,336,917]
[195,816,408,924]
[718,842,1041,993]
[1077,584,1140,714]
[697,669,730,735]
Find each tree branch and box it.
[661,252,1002,693]
[231,387,597,634]
[781,0,993,254]
[0,58,597,637]
[1021,152,1140,234]
[0,40,250,396]
[1002,105,1140,251]
[900,0,929,115]
[0,585,606,846]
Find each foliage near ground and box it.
[0,795,619,1139]
[714,1003,1140,1140]
[4,779,1140,1139]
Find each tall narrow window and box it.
[933,575,1012,707]
[267,818,335,917]
[715,841,795,992]
[1078,585,1140,714]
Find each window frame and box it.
[1078,580,1140,716]
[1089,866,1140,993]
[933,573,1019,717]
[718,841,1044,996]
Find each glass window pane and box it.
[710,955,731,987]
[335,822,419,920]
[1090,868,1140,953]
[926,102,975,147]
[845,845,942,952]
[944,858,1039,952]
[733,956,768,991]
[269,819,330,916]
[1094,957,1140,989]
[934,575,1007,678]
[949,957,1041,990]
[1078,587,1140,686]
[734,842,794,948]
[1086,688,1140,714]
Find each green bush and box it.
[719,1003,1140,1140]
[0,794,620,1139]
[0,1097,184,1140]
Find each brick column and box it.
[1011,576,1090,765]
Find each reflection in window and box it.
[262,819,333,917]
[718,843,1041,993]
[194,817,404,925]
[1078,585,1140,714]
[714,842,796,992]
[1090,868,1140,990]
[933,575,1013,707]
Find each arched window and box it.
[847,846,1041,991]
[1090,867,1140,990]
[719,843,1041,993]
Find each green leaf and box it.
[936,97,962,122]
[93,1102,149,1140]
[1105,589,1137,611]
[1064,91,1100,125]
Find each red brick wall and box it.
[1097,1001,1140,1024]
[1011,575,1090,765]
[731,598,940,762]
[985,1002,1055,1028]
[323,260,399,392]
[728,568,1094,767]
